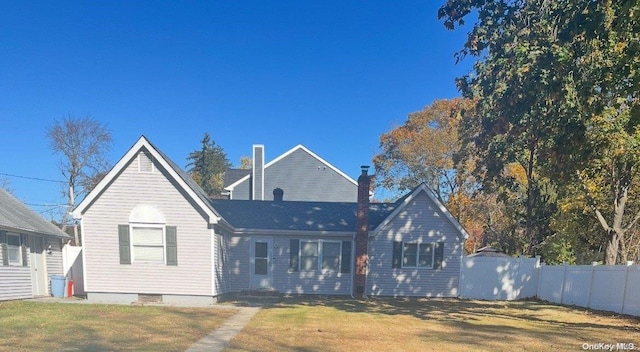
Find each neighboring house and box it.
[0,188,69,301]
[72,136,468,305]
[223,144,358,202]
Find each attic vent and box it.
[138,151,155,173]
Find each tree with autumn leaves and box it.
[375,1,640,264]
[374,98,492,254]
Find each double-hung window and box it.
[131,226,165,263]
[402,242,434,268]
[300,241,319,271]
[293,240,349,273]
[7,234,22,266]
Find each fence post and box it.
[536,262,544,299]
[560,264,567,304]
[620,262,632,315]
[587,262,597,310]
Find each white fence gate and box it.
[62,245,85,296]
[459,256,640,317]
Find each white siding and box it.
[273,236,352,295]
[224,234,250,292]
[223,234,353,295]
[81,157,213,296]
[45,237,64,276]
[0,266,31,300]
[368,192,464,297]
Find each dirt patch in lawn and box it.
[0,301,237,351]
[227,297,640,352]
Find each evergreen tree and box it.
[186,133,231,198]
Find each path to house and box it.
[185,306,260,352]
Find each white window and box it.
[300,241,319,271]
[403,243,434,268]
[300,240,342,272]
[7,234,21,266]
[131,226,164,263]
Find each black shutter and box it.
[166,226,178,266]
[392,241,402,268]
[434,242,444,270]
[21,234,28,267]
[118,225,131,264]
[340,240,351,273]
[0,232,7,266]
[289,239,299,272]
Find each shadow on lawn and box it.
[255,295,639,333]
[226,297,640,351]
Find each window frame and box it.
[129,224,166,264]
[298,240,343,273]
[6,233,22,266]
[401,242,435,269]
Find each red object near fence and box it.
[67,279,74,298]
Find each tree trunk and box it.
[604,229,620,265]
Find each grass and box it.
[0,301,237,351]
[227,297,640,352]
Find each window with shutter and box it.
[289,239,299,272]
[393,241,440,269]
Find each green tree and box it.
[439,0,640,264]
[186,133,231,198]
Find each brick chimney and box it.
[354,165,370,299]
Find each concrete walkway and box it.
[185,306,260,352]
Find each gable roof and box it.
[224,144,357,191]
[72,136,221,225]
[372,183,470,239]
[0,189,69,238]
[211,199,398,235]
[223,169,251,188]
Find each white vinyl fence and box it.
[62,245,85,296]
[460,256,640,317]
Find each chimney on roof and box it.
[354,165,370,299]
[252,145,265,200]
[273,188,284,201]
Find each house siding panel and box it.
[81,157,213,297]
[0,267,32,300]
[272,236,352,295]
[231,148,357,202]
[45,237,64,277]
[224,234,353,295]
[368,192,464,297]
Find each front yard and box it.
[0,301,237,351]
[227,297,640,352]
[0,298,638,351]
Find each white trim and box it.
[371,183,470,239]
[210,228,216,296]
[401,242,435,269]
[6,233,22,266]
[299,239,344,273]
[72,136,220,225]
[130,224,166,264]
[225,144,358,192]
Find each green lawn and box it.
[0,301,237,351]
[227,297,640,352]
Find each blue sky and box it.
[0,1,472,218]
